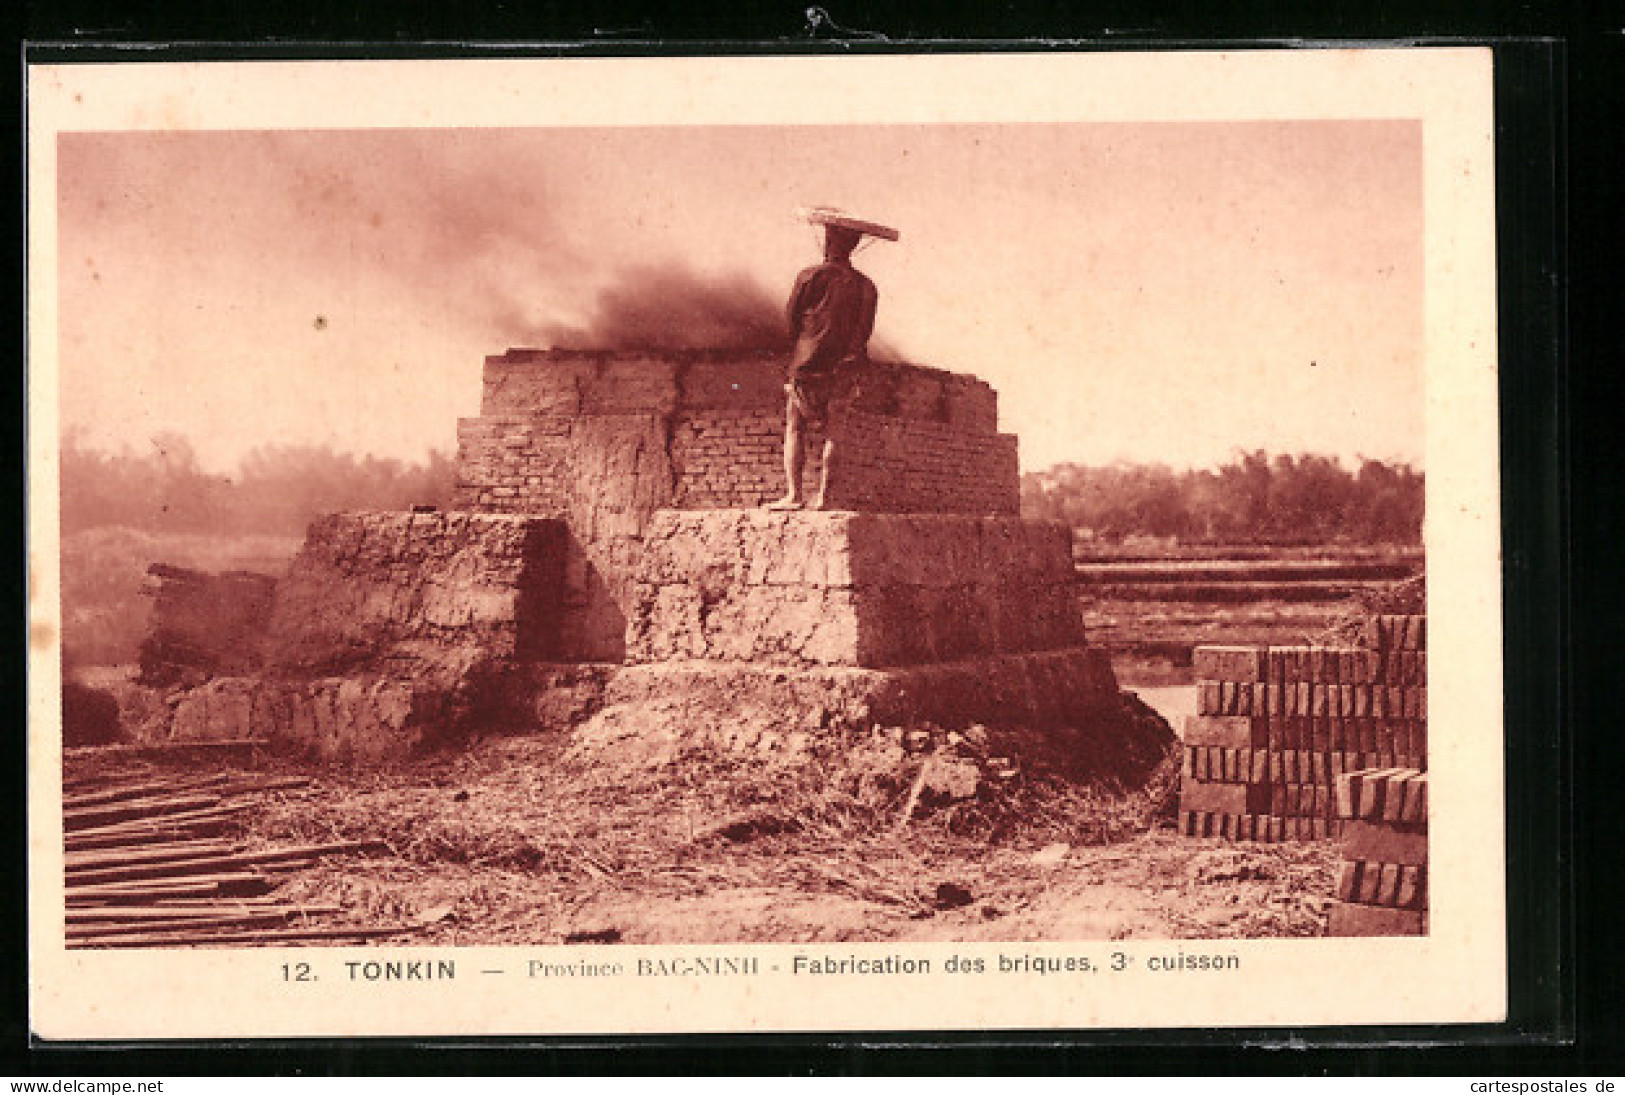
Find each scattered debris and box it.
[696,808,800,844]
[1187,848,1278,885]
[894,761,932,830]
[1031,842,1071,866]
[563,927,622,945]
[921,757,982,802]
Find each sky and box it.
[55,121,1422,474]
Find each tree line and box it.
[58,435,1422,546]
[1020,452,1424,544]
[59,432,456,537]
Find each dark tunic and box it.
[786,258,878,379]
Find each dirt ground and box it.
[67,723,1339,947]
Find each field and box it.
[1076,545,1423,688]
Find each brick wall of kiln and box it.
[452,350,1018,517]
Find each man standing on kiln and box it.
[768,207,897,512]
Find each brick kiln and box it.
[133,349,1158,764]
[451,349,1019,661]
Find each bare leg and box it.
[810,431,836,510]
[767,391,805,510]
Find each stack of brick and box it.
[1177,613,1427,841]
[1326,766,1428,935]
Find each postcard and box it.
[27,49,1502,1039]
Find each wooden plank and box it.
[66,802,252,838]
[67,884,271,906]
[66,824,237,852]
[65,872,274,899]
[66,831,233,854]
[64,774,231,809]
[63,840,388,887]
[68,904,341,924]
[66,842,245,873]
[67,910,330,939]
[68,808,244,834]
[213,776,314,797]
[68,923,426,949]
[64,794,224,831]
[65,738,262,757]
[148,895,287,908]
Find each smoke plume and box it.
[533,263,900,358]
[538,266,789,352]
[58,129,903,382]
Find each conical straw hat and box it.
[797,205,900,242]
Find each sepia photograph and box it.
[27,51,1503,1037]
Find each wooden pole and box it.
[64,840,388,887]
[66,841,245,873]
[64,794,225,831]
[70,923,426,949]
[64,774,231,809]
